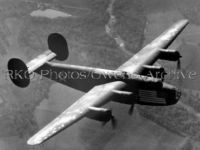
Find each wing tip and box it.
[182,19,189,24]
[27,137,43,145]
[179,19,189,26]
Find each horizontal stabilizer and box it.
[7,33,68,88]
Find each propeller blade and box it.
[177,58,181,70]
[176,58,183,88]
[111,116,117,129]
[128,104,134,115]
[101,121,107,127]
[101,115,117,129]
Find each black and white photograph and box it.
[0,0,200,150]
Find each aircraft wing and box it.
[118,19,189,74]
[27,84,116,145]
[26,20,188,145]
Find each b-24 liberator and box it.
[7,19,189,145]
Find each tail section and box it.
[7,33,68,88]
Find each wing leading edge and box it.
[27,83,119,145]
[27,19,189,145]
[118,19,189,74]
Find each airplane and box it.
[7,19,189,145]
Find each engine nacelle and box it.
[159,49,181,61]
[112,82,181,106]
[86,107,113,122]
[141,65,166,79]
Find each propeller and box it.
[128,104,135,115]
[161,71,167,81]
[101,115,117,129]
[128,94,138,115]
[101,121,107,127]
[111,115,117,129]
[176,54,183,87]
[177,58,181,71]
[175,51,182,71]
